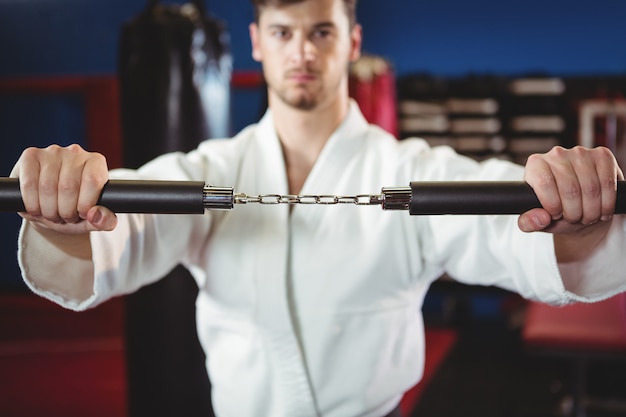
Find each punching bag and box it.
[349,54,398,138]
[117,1,231,416]
[119,0,231,165]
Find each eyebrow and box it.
[313,22,337,31]
[266,21,337,31]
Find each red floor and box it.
[0,292,455,417]
[399,327,457,416]
[0,294,127,417]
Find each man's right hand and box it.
[10,144,117,234]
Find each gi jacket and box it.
[19,102,626,417]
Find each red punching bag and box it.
[349,54,398,138]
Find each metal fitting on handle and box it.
[203,186,235,210]
[381,187,411,210]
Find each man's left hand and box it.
[521,145,622,233]
[520,145,623,262]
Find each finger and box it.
[19,205,117,234]
[593,147,620,221]
[547,150,584,224]
[57,151,84,224]
[524,152,563,220]
[85,206,118,232]
[616,164,624,181]
[77,153,109,219]
[13,148,43,216]
[570,149,602,225]
[518,208,552,232]
[37,148,63,222]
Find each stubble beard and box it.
[275,85,320,111]
[269,68,345,111]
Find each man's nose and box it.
[289,35,315,65]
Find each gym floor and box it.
[415,283,626,417]
[1,283,625,417]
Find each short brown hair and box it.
[250,0,358,29]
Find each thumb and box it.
[85,206,118,231]
[518,208,552,233]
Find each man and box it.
[11,0,626,416]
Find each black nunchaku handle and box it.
[0,178,206,214]
[409,181,626,215]
[2,177,626,215]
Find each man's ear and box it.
[249,23,262,62]
[349,24,363,63]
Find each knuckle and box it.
[562,211,582,223]
[534,173,555,188]
[90,151,105,161]
[525,153,542,164]
[82,171,106,189]
[88,152,109,171]
[582,181,601,198]
[65,143,84,154]
[548,145,566,157]
[65,216,81,224]
[58,177,80,194]
[563,182,581,200]
[20,147,40,161]
[76,204,91,218]
[59,209,79,223]
[542,202,562,217]
[19,176,37,190]
[602,176,618,190]
[595,145,614,158]
[45,144,63,154]
[581,217,597,226]
[39,178,58,195]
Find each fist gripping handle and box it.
[0,178,213,214]
[381,181,626,214]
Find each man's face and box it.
[250,0,362,111]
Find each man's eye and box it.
[272,29,290,39]
[313,29,331,39]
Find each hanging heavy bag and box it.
[119,0,232,168]
[117,2,230,417]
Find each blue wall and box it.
[1,0,625,289]
[357,1,626,76]
[1,0,624,78]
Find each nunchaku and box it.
[1,177,626,215]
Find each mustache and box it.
[284,67,319,77]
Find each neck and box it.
[270,92,350,194]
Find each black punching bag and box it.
[117,1,231,416]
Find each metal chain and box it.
[234,193,382,206]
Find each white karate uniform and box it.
[19,101,626,417]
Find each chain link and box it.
[234,193,382,206]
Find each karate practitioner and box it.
[10,0,626,416]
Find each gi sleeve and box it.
[410,146,625,305]
[18,147,220,311]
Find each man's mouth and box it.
[286,71,316,83]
